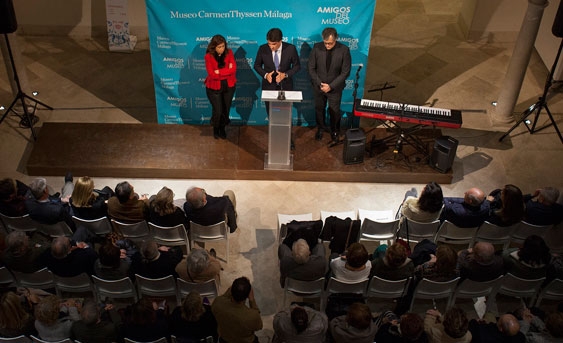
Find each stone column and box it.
[493,0,548,124]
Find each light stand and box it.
[499,38,563,144]
[0,33,52,140]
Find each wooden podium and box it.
[261,90,302,170]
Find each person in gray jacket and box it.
[330,302,378,343]
[273,304,328,343]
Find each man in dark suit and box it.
[254,27,301,92]
[308,27,351,143]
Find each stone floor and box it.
[1,0,563,340]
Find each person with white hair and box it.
[524,186,563,225]
[278,238,327,287]
[25,177,75,230]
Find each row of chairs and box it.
[0,266,218,308]
[277,210,557,251]
[0,213,230,263]
[0,335,185,343]
[284,273,563,314]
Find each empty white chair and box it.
[398,218,441,244]
[12,267,55,291]
[535,278,563,307]
[358,218,399,246]
[54,273,95,298]
[410,277,460,312]
[510,221,552,246]
[434,220,478,249]
[37,221,74,238]
[494,273,545,307]
[277,212,313,242]
[135,274,180,306]
[148,222,190,255]
[472,221,516,250]
[176,278,218,302]
[72,216,112,237]
[283,277,325,309]
[189,220,229,263]
[0,213,38,233]
[111,219,151,245]
[91,275,138,303]
[358,209,393,222]
[450,275,503,308]
[366,275,411,301]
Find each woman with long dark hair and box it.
[205,34,236,139]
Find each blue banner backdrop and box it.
[145,1,376,125]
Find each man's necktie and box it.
[274,50,280,71]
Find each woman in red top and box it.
[205,35,236,139]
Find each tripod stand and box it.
[499,38,563,144]
[0,33,52,140]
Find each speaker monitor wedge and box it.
[343,128,366,165]
[429,136,458,173]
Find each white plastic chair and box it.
[358,218,399,246]
[30,337,72,343]
[398,218,441,244]
[12,267,55,291]
[450,275,503,308]
[410,277,460,312]
[91,275,138,303]
[148,222,190,255]
[111,219,151,245]
[54,272,95,298]
[72,216,112,237]
[0,266,16,287]
[176,278,218,302]
[0,336,32,343]
[434,220,478,249]
[37,221,74,238]
[358,209,393,222]
[324,277,368,312]
[283,277,325,309]
[277,212,313,242]
[0,213,39,233]
[535,278,563,307]
[510,221,552,246]
[189,220,229,263]
[494,273,545,307]
[472,221,517,250]
[124,338,168,343]
[135,274,180,306]
[366,275,411,301]
[321,210,357,223]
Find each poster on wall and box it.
[106,0,137,52]
[145,1,376,125]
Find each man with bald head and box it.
[469,313,525,343]
[441,187,490,228]
[457,242,504,282]
[184,186,237,233]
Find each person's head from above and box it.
[385,242,408,268]
[538,187,560,206]
[186,187,207,209]
[71,176,96,207]
[418,181,444,213]
[346,242,369,268]
[34,295,62,326]
[346,302,372,330]
[498,184,524,220]
[267,28,283,51]
[518,234,551,266]
[546,312,563,338]
[435,245,457,274]
[98,242,121,268]
[231,276,252,303]
[51,236,72,260]
[292,239,311,264]
[471,242,495,265]
[442,307,469,339]
[321,27,338,51]
[464,187,485,207]
[29,177,48,200]
[5,230,30,256]
[187,248,210,275]
[141,239,160,262]
[207,34,227,55]
[0,178,17,202]
[399,312,424,341]
[115,181,134,204]
[181,291,205,322]
[152,186,175,216]
[497,314,520,337]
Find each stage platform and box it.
[26,123,453,184]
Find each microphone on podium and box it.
[277,72,285,100]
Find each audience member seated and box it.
[107,181,149,223]
[330,302,378,343]
[400,182,444,223]
[424,307,471,343]
[0,177,30,217]
[468,313,525,343]
[1,231,48,273]
[70,176,112,220]
[169,291,218,343]
[211,276,263,343]
[42,236,98,277]
[0,291,37,338]
[503,234,551,279]
[176,247,222,285]
[371,242,414,281]
[440,187,490,228]
[120,298,169,342]
[523,186,563,226]
[414,245,459,282]
[70,299,121,343]
[518,309,563,342]
[330,242,372,282]
[94,240,134,280]
[34,295,80,341]
[278,238,327,287]
[374,311,429,343]
[184,186,237,233]
[149,186,189,228]
[130,239,183,279]
[25,177,76,230]
[457,242,504,282]
[272,304,328,343]
[487,184,525,227]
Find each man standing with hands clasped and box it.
[308,27,351,144]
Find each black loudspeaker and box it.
[343,128,366,165]
[429,136,458,173]
[0,0,17,34]
[553,0,563,38]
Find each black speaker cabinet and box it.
[343,128,366,165]
[0,0,18,34]
[429,136,458,173]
